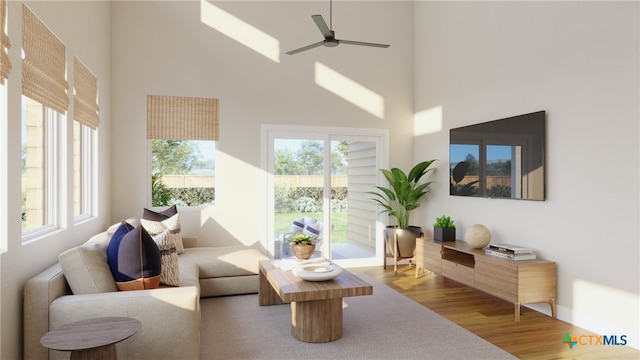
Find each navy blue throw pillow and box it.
[107,222,162,291]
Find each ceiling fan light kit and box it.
[286,1,390,55]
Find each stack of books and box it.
[484,243,536,260]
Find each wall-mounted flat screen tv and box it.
[450,111,545,201]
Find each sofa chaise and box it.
[23,222,271,360]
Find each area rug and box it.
[200,273,516,359]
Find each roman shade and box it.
[147,95,219,140]
[22,4,69,114]
[0,0,11,84]
[73,56,100,129]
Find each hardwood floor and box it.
[355,264,639,360]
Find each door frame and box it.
[261,124,389,268]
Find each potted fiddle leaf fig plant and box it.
[369,160,437,258]
[433,214,456,242]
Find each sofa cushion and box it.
[141,220,180,287]
[143,205,184,254]
[303,222,322,238]
[59,234,118,294]
[290,217,305,233]
[107,222,162,291]
[106,217,140,235]
[179,246,270,278]
[85,230,114,248]
[177,260,200,290]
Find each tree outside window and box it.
[151,139,215,207]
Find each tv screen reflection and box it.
[449,111,545,201]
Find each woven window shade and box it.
[22,4,69,114]
[147,95,219,141]
[74,57,99,129]
[0,0,11,85]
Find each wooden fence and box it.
[275,175,347,187]
[453,176,511,188]
[160,175,348,188]
[161,175,214,188]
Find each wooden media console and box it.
[416,239,557,322]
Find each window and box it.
[72,57,99,221]
[147,95,218,207]
[150,139,215,206]
[21,4,69,240]
[73,121,95,219]
[22,96,61,238]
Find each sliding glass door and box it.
[265,126,386,268]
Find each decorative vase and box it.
[464,224,491,248]
[434,227,456,242]
[385,226,422,258]
[291,244,316,259]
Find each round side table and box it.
[40,316,141,360]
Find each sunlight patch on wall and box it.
[573,279,640,348]
[195,149,262,247]
[314,62,384,119]
[414,106,443,136]
[200,0,280,63]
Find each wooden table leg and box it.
[514,303,521,322]
[291,298,343,342]
[259,268,285,306]
[393,233,399,276]
[549,299,557,319]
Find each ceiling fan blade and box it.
[286,40,325,55]
[312,15,333,39]
[339,39,390,48]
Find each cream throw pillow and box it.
[141,219,180,287]
[143,206,184,254]
[59,243,118,294]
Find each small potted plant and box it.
[433,215,456,242]
[288,233,318,259]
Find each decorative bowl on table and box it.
[292,262,342,281]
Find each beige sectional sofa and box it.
[23,225,271,360]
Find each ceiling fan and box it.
[286,0,390,55]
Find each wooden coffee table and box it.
[258,260,373,343]
[40,316,141,359]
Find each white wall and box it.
[110,1,414,247]
[0,2,112,359]
[413,1,639,348]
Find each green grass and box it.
[274,212,347,243]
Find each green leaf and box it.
[381,169,396,186]
[376,187,396,201]
[371,160,437,228]
[390,168,407,182]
